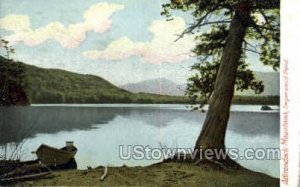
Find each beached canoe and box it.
[0,163,52,184]
[36,143,77,166]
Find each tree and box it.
[162,0,279,163]
[1,39,15,60]
[0,39,16,99]
[0,39,28,106]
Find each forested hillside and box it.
[0,56,188,104]
[0,56,278,105]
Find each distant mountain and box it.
[121,78,185,96]
[121,72,279,97]
[236,72,279,96]
[256,72,280,96]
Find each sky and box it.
[0,0,274,86]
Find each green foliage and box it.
[162,0,280,109]
[186,58,264,109]
[0,56,29,106]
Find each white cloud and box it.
[0,15,31,32]
[0,3,124,48]
[83,17,196,64]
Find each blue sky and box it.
[0,0,274,85]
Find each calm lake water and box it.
[0,104,279,177]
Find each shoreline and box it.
[16,161,279,186]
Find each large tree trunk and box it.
[194,2,251,155]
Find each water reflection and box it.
[0,105,279,177]
[228,112,279,136]
[0,107,123,143]
[0,105,279,144]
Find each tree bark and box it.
[194,2,252,155]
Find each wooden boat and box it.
[36,142,77,166]
[0,163,52,183]
[0,160,39,175]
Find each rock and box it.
[261,105,272,111]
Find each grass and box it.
[18,162,279,187]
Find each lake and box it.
[0,104,279,177]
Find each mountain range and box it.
[121,78,184,96]
[121,72,279,96]
[237,72,280,96]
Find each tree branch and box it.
[244,47,262,55]
[174,4,225,41]
[175,20,230,41]
[258,9,270,25]
[256,24,279,32]
[243,39,259,51]
[193,20,231,27]
[252,0,280,10]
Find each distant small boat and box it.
[36,141,77,166]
